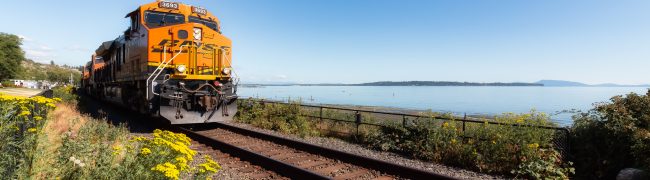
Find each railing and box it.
[238,98,572,158]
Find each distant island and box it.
[242,80,650,87]
[536,80,650,87]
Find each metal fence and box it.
[239,99,571,158]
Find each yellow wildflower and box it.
[492,140,496,144]
[152,162,180,180]
[18,110,31,117]
[175,156,189,171]
[198,155,221,174]
[112,145,122,155]
[34,116,43,121]
[46,103,56,108]
[527,143,540,149]
[451,139,457,144]
[28,128,37,133]
[140,148,152,155]
[516,118,524,123]
[442,122,449,128]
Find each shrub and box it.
[363,111,573,178]
[571,90,650,179]
[236,98,319,137]
[52,85,77,104]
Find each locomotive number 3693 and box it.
[159,2,179,9]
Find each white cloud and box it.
[16,34,33,42]
[39,45,53,51]
[19,37,57,63]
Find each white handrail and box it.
[146,45,190,98]
[220,48,239,83]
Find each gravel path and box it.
[222,121,503,180]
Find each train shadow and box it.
[74,92,166,134]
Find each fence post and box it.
[462,113,467,137]
[319,107,323,122]
[267,106,272,122]
[355,111,361,138]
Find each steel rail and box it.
[182,122,458,180]
[172,126,330,180]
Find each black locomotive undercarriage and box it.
[153,79,238,124]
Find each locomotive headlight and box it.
[176,64,187,73]
[222,68,231,75]
[193,28,202,40]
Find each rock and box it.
[616,168,649,180]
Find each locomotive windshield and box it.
[189,16,218,32]
[145,11,185,28]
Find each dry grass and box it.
[30,103,90,179]
[45,103,88,144]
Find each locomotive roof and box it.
[95,40,114,56]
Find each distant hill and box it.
[14,59,81,84]
[536,80,650,87]
[535,80,587,87]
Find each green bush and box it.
[571,90,650,179]
[236,98,319,137]
[52,85,78,104]
[364,111,573,178]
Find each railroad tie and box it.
[370,176,395,180]
[285,155,314,164]
[214,153,230,159]
[270,152,296,160]
[261,149,284,156]
[247,172,272,179]
[314,164,347,175]
[298,160,329,169]
[334,169,369,180]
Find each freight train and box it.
[81,1,237,124]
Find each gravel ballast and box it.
[222,121,502,180]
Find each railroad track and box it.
[174,123,456,180]
[189,140,288,179]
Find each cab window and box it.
[145,11,185,28]
[189,16,219,32]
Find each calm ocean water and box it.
[239,86,649,126]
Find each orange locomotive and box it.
[81,1,238,124]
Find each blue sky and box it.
[1,0,648,84]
